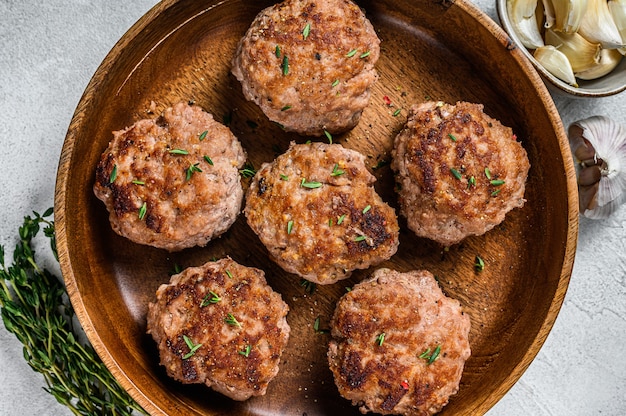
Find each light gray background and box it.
[1,1,625,415]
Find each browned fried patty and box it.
[328,268,471,416]
[391,101,530,246]
[93,102,247,251]
[231,0,380,136]
[244,142,399,285]
[146,257,290,401]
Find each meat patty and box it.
[94,101,247,251]
[391,101,530,246]
[245,142,399,285]
[231,0,380,136]
[328,268,471,416]
[146,257,290,401]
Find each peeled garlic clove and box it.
[575,48,623,79]
[568,115,626,219]
[534,45,579,86]
[608,0,626,53]
[552,0,589,33]
[545,29,601,72]
[507,0,546,49]
[579,0,625,48]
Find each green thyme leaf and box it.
[204,155,214,165]
[287,220,294,235]
[359,50,371,58]
[331,163,345,177]
[169,148,189,155]
[484,167,492,180]
[300,178,322,188]
[131,180,145,185]
[302,23,311,39]
[280,174,289,181]
[225,313,242,328]
[138,202,147,220]
[281,54,289,76]
[337,214,346,225]
[239,345,252,357]
[450,168,462,180]
[324,130,333,144]
[109,164,118,184]
[186,162,202,181]
[300,279,316,294]
[376,332,386,346]
[490,179,506,186]
[346,49,358,57]
[281,105,292,111]
[393,108,402,117]
[448,133,457,142]
[182,335,203,359]
[354,235,367,242]
[362,205,371,214]
[198,130,208,141]
[331,79,340,88]
[474,255,485,271]
[275,45,281,58]
[200,291,221,307]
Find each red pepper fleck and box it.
[383,95,392,106]
[400,380,409,390]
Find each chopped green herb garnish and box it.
[239,345,252,357]
[419,345,442,365]
[484,167,492,180]
[300,178,322,188]
[376,332,386,346]
[186,162,202,181]
[302,23,311,39]
[331,79,340,88]
[313,316,329,333]
[280,174,289,181]
[198,130,208,141]
[132,180,145,185]
[491,189,502,196]
[225,269,233,279]
[474,255,485,271]
[324,130,333,144]
[169,148,189,155]
[287,220,294,234]
[448,133,457,142]
[182,335,203,359]
[225,313,242,328]
[275,45,281,58]
[362,205,371,214]
[331,163,345,177]
[346,49,358,57]
[468,176,476,188]
[204,155,214,165]
[201,291,221,307]
[138,202,147,220]
[490,179,506,186]
[109,164,118,184]
[337,214,346,225]
[301,279,316,294]
[239,163,256,178]
[450,168,462,180]
[281,54,289,76]
[393,108,402,117]
[281,105,292,111]
[329,218,334,226]
[354,235,367,242]
[359,50,371,58]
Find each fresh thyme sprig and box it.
[0,209,147,416]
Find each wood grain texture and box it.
[54,0,579,414]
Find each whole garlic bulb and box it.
[569,115,626,219]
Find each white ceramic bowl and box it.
[496,0,626,97]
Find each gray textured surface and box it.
[1,1,625,415]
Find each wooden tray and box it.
[55,0,579,414]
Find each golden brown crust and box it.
[391,101,530,246]
[328,268,471,415]
[146,257,290,401]
[232,0,380,136]
[245,142,399,284]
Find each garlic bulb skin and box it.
[569,116,626,219]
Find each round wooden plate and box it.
[55,0,579,414]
